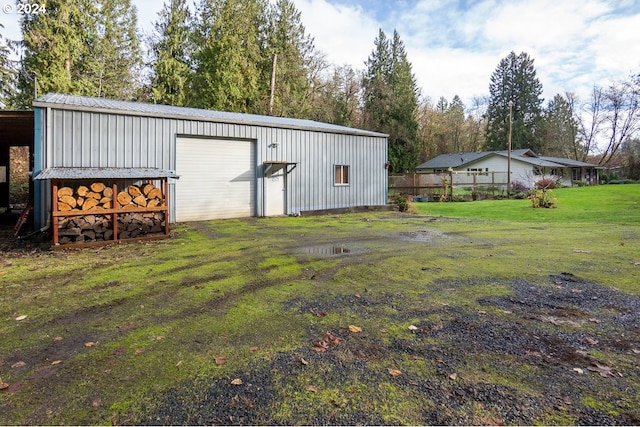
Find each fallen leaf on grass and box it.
[0,381,9,391]
[249,346,259,352]
[53,336,63,341]
[300,358,309,365]
[84,342,96,348]
[92,399,102,407]
[311,332,341,352]
[51,360,62,366]
[449,373,458,380]
[582,337,599,345]
[572,368,584,374]
[214,356,226,365]
[388,369,402,377]
[408,325,418,331]
[348,325,362,333]
[480,416,505,426]
[587,363,615,378]
[632,349,640,354]
[310,308,326,317]
[134,349,143,355]
[176,360,183,367]
[306,385,317,393]
[118,323,137,332]
[230,378,243,385]
[14,315,27,321]
[573,249,592,253]
[11,361,26,369]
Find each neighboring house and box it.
[31,93,389,229]
[416,149,600,188]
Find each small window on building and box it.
[572,168,580,181]
[466,168,487,176]
[335,165,350,185]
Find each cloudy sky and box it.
[2,0,639,107]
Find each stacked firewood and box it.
[57,182,113,212]
[116,183,164,209]
[117,212,165,239]
[58,214,113,244]
[57,182,164,212]
[56,182,166,244]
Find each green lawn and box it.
[0,184,639,425]
[415,184,640,223]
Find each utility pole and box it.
[269,54,277,115]
[507,100,513,198]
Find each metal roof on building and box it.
[33,167,179,180]
[539,156,601,168]
[416,149,595,170]
[34,93,388,138]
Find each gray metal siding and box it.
[36,107,387,226]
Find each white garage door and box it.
[176,137,255,221]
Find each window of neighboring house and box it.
[335,165,350,185]
[466,168,487,176]
[572,168,580,181]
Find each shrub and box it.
[530,189,557,208]
[391,193,409,212]
[511,181,530,192]
[535,178,557,190]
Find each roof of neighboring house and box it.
[417,149,599,170]
[33,93,388,138]
[539,156,601,168]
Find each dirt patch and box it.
[117,273,640,425]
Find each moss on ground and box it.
[1,191,639,424]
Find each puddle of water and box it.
[298,244,358,256]
[399,229,448,242]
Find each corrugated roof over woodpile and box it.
[34,167,179,180]
[34,93,388,138]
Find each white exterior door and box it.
[175,137,255,221]
[265,171,286,216]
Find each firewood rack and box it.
[34,167,179,249]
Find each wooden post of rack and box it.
[52,181,59,246]
[112,182,119,242]
[163,178,169,236]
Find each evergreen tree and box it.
[148,0,192,106]
[14,0,141,106]
[0,24,17,109]
[190,0,265,112]
[88,0,142,99]
[539,93,579,158]
[363,29,419,172]
[13,0,98,108]
[261,0,315,117]
[485,51,543,152]
[446,95,466,152]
